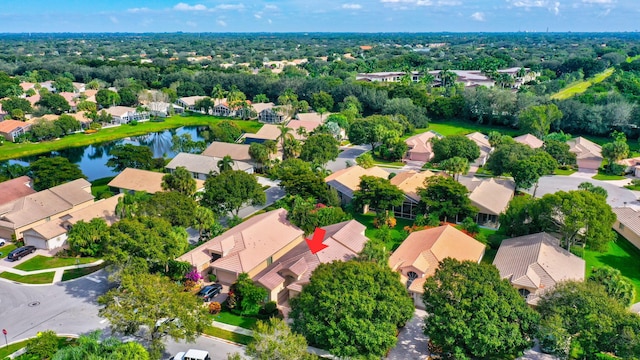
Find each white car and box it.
[171,349,211,360]
[0,239,6,247]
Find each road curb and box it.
[200,333,246,347]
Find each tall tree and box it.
[192,206,217,239]
[431,135,480,163]
[299,133,340,168]
[272,158,336,205]
[543,139,576,166]
[290,261,413,359]
[601,131,629,174]
[217,155,234,173]
[417,176,477,222]
[276,123,294,160]
[67,218,110,257]
[95,89,121,108]
[517,104,563,139]
[246,318,317,360]
[201,170,266,217]
[485,141,535,176]
[588,266,636,308]
[162,167,197,196]
[511,151,557,194]
[352,175,405,224]
[106,144,155,172]
[440,156,469,180]
[310,91,334,113]
[98,273,209,359]
[29,157,86,191]
[36,92,71,114]
[423,258,539,360]
[249,142,269,173]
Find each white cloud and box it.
[268,18,272,24]
[507,0,561,14]
[186,21,197,27]
[380,0,460,6]
[127,7,151,13]
[109,16,119,23]
[215,4,245,10]
[216,19,228,26]
[342,3,362,9]
[471,11,485,21]
[173,3,208,11]
[254,13,262,19]
[264,4,278,10]
[582,0,614,3]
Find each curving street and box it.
[528,175,639,208]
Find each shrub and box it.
[209,274,217,283]
[258,301,280,319]
[569,245,584,258]
[185,268,203,283]
[129,120,138,126]
[84,129,98,134]
[26,330,60,359]
[209,302,222,315]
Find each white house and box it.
[103,106,150,124]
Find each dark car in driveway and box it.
[7,245,36,261]
[197,284,223,302]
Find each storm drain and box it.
[28,301,40,307]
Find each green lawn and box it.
[202,325,253,345]
[624,184,640,191]
[15,255,98,271]
[479,228,509,264]
[554,168,577,176]
[584,235,640,302]
[0,271,55,284]
[350,212,412,251]
[550,67,615,100]
[409,119,520,139]
[592,170,626,181]
[91,177,115,198]
[0,339,30,359]
[210,310,259,330]
[0,243,17,259]
[61,264,105,281]
[0,115,263,161]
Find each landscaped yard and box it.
[479,228,509,264]
[0,339,30,359]
[91,176,115,198]
[350,212,412,251]
[0,271,55,284]
[210,310,259,330]
[592,170,627,181]
[61,264,105,281]
[584,234,640,302]
[0,114,263,161]
[15,255,98,271]
[554,168,577,176]
[202,325,253,345]
[409,119,521,139]
[0,243,18,259]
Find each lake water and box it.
[10,126,208,181]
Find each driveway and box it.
[528,175,639,208]
[325,145,370,173]
[387,310,429,360]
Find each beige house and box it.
[254,220,368,304]
[458,176,515,228]
[404,131,440,162]
[567,137,602,171]
[466,132,492,167]
[513,134,544,149]
[0,176,36,206]
[202,141,253,163]
[23,194,123,250]
[166,153,254,180]
[325,165,391,205]
[612,207,640,250]
[241,124,281,144]
[0,179,94,240]
[389,170,435,219]
[176,96,208,111]
[389,225,486,308]
[108,168,204,194]
[258,105,291,124]
[286,120,322,140]
[296,112,331,123]
[103,106,149,124]
[0,120,31,142]
[618,156,640,177]
[493,232,585,306]
[178,208,305,284]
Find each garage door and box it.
[24,237,47,250]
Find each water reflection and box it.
[10,126,207,181]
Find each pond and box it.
[10,126,209,181]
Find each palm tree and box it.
[441,156,469,181]
[217,155,234,173]
[283,137,302,159]
[211,84,227,102]
[439,69,457,88]
[276,123,294,159]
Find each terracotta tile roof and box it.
[178,208,305,274]
[513,134,544,149]
[390,170,435,202]
[325,165,389,198]
[251,102,275,113]
[107,168,204,194]
[178,96,207,107]
[466,132,492,158]
[0,120,30,133]
[567,137,602,160]
[166,153,252,174]
[26,94,41,106]
[458,176,515,215]
[286,120,322,140]
[254,219,368,291]
[243,124,281,141]
[296,112,331,123]
[202,142,252,162]
[405,131,439,155]
[388,225,486,294]
[0,176,36,206]
[19,82,35,91]
[104,106,136,117]
[492,232,585,305]
[612,207,640,237]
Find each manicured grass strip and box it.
[15,255,98,271]
[0,244,18,259]
[592,173,626,181]
[61,264,105,281]
[91,176,115,197]
[350,212,412,252]
[584,235,640,302]
[210,310,258,330]
[410,119,521,139]
[0,115,263,161]
[0,271,55,284]
[202,326,253,345]
[0,339,29,358]
[554,168,577,176]
[550,67,615,100]
[624,184,640,191]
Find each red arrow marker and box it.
[306,228,328,254]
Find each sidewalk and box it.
[0,259,104,284]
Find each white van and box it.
[171,349,211,360]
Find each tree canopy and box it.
[299,133,340,168]
[290,260,414,359]
[106,144,155,172]
[417,176,477,222]
[245,317,318,360]
[162,166,197,196]
[352,175,405,222]
[423,258,539,360]
[201,170,266,216]
[29,156,86,191]
[431,135,480,163]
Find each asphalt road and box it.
[528,175,639,208]
[326,145,370,173]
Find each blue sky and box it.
[1,0,638,33]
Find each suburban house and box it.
[513,134,544,149]
[202,141,253,163]
[177,208,305,284]
[147,102,184,117]
[251,102,275,118]
[108,168,205,194]
[458,176,515,229]
[59,92,79,111]
[241,124,281,144]
[466,132,492,167]
[0,119,31,142]
[567,137,603,171]
[389,170,436,219]
[325,165,391,205]
[388,225,486,308]
[103,106,149,125]
[611,207,640,250]
[404,131,441,162]
[257,105,291,124]
[254,220,368,304]
[286,120,322,140]
[176,96,208,111]
[0,179,95,240]
[23,194,123,250]
[493,232,585,306]
[296,112,331,123]
[618,156,640,177]
[0,176,36,206]
[166,153,254,180]
[356,71,423,83]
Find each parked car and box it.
[7,245,36,261]
[197,284,222,302]
[171,349,211,360]
[0,239,6,247]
